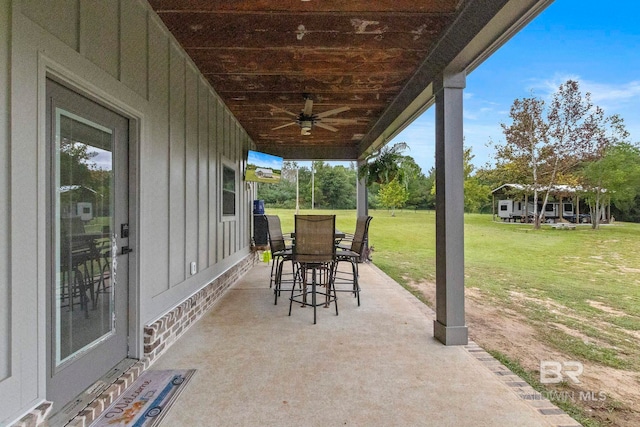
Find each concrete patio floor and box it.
[151,261,580,427]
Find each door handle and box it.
[121,246,133,255]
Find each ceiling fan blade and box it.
[315,122,339,132]
[303,98,313,116]
[271,122,297,131]
[315,106,350,118]
[268,104,298,118]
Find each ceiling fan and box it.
[269,95,355,136]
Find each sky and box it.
[390,0,640,174]
[248,150,284,170]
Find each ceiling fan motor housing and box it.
[299,118,314,131]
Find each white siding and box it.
[1,0,254,422]
[185,64,199,278]
[168,42,186,287]
[144,16,170,297]
[216,101,225,263]
[208,96,219,267]
[120,0,149,99]
[20,0,79,50]
[9,1,41,414]
[0,0,12,400]
[198,78,210,271]
[80,0,120,78]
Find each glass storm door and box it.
[46,79,130,410]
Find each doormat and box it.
[92,369,196,427]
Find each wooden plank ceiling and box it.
[149,0,461,159]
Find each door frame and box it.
[40,61,142,377]
[45,77,132,407]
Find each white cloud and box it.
[583,80,640,105]
[525,74,640,143]
[527,73,640,109]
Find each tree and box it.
[259,161,359,210]
[396,156,433,210]
[378,177,408,216]
[579,142,640,228]
[496,80,605,228]
[397,154,421,188]
[405,167,435,210]
[59,139,98,185]
[313,162,356,209]
[358,142,409,186]
[257,161,298,208]
[430,146,491,213]
[462,147,491,213]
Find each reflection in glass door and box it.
[47,78,130,411]
[54,109,114,364]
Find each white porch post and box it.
[356,159,368,218]
[434,71,468,345]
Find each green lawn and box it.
[269,208,640,370]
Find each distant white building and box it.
[255,168,273,178]
[491,184,610,224]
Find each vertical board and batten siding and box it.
[198,78,210,272]
[168,42,186,288]
[80,0,120,79]
[120,0,149,99]
[216,101,225,263]
[1,0,254,422]
[208,98,218,267]
[144,16,170,297]
[185,64,199,280]
[0,0,12,407]
[20,0,79,50]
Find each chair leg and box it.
[303,268,309,306]
[289,262,302,316]
[311,268,317,324]
[330,261,338,316]
[269,255,279,288]
[88,259,97,309]
[274,258,286,305]
[74,267,89,319]
[289,262,339,324]
[350,258,360,306]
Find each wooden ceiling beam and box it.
[149,0,459,14]
[158,13,452,50]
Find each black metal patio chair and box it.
[265,215,295,304]
[333,215,372,306]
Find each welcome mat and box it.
[92,369,196,427]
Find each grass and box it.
[488,350,607,427]
[269,207,640,368]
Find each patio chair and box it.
[265,215,294,304]
[289,215,338,324]
[333,215,372,306]
[59,217,102,318]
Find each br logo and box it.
[540,361,583,384]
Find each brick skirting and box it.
[143,252,257,364]
[10,252,257,427]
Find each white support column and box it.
[433,71,468,345]
[356,159,368,218]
